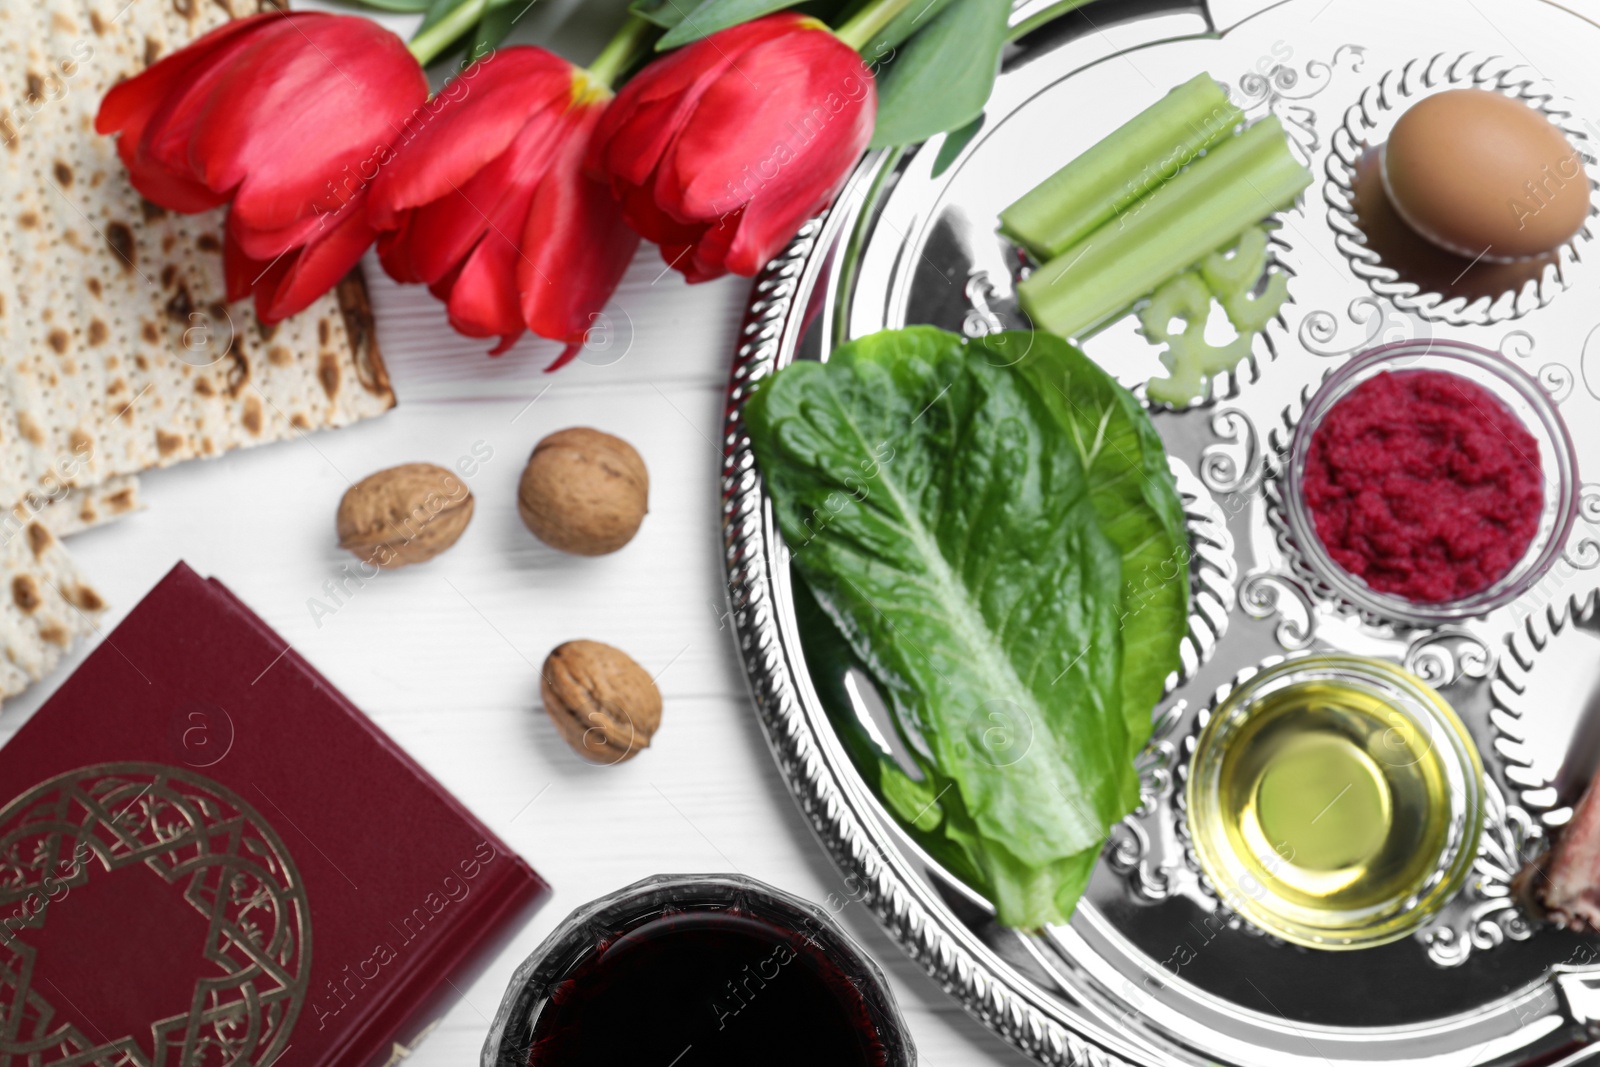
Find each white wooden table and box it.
[1,121,1036,1067]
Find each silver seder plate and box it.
[719,0,1600,1063]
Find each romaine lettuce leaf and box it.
[1006,333,1190,755]
[748,327,1138,924]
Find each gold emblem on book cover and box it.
[0,762,311,1066]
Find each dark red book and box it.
[0,563,548,1067]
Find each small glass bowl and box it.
[1185,655,1485,950]
[481,873,916,1067]
[1281,340,1579,627]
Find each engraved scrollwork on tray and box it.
[963,270,1008,338]
[1404,630,1495,687]
[1537,364,1576,403]
[1583,323,1600,403]
[1171,459,1240,690]
[1109,702,1192,904]
[1199,408,1260,496]
[1325,52,1598,325]
[1500,330,1536,361]
[1562,485,1600,571]
[1106,818,1175,903]
[1237,45,1367,154]
[1240,572,1318,649]
[1297,297,1432,358]
[1490,591,1600,825]
[1498,329,1576,402]
[1140,701,1189,808]
[1418,780,1541,968]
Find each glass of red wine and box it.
[483,873,916,1066]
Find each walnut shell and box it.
[540,639,662,763]
[336,463,474,568]
[517,428,648,556]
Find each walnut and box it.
[540,640,662,763]
[518,428,648,556]
[336,463,473,568]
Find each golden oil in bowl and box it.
[1187,656,1484,949]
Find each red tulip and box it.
[588,13,875,283]
[370,47,639,364]
[96,11,427,322]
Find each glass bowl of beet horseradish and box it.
[481,873,915,1067]
[1282,340,1580,626]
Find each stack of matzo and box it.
[0,0,397,702]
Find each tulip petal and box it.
[191,14,428,233]
[686,205,741,281]
[116,141,226,214]
[368,47,574,230]
[428,260,466,305]
[385,102,568,287]
[441,166,542,349]
[255,193,379,323]
[104,15,288,212]
[661,28,873,222]
[588,15,874,284]
[613,180,704,250]
[222,216,270,303]
[231,208,331,262]
[376,213,418,283]
[587,13,807,190]
[96,13,275,138]
[518,105,640,350]
[656,240,698,279]
[720,177,844,276]
[545,342,584,372]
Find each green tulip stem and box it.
[587,13,659,88]
[407,0,486,68]
[1006,0,1095,41]
[835,0,921,52]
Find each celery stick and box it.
[1140,271,1254,406]
[1000,73,1243,260]
[1221,268,1291,334]
[1018,116,1311,342]
[1138,271,1210,343]
[1200,226,1271,296]
[1147,330,1253,405]
[1147,347,1206,407]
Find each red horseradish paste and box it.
[1301,369,1543,604]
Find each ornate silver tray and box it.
[719,0,1600,1063]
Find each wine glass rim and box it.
[481,872,917,1066]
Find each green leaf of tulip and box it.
[629,0,686,28]
[856,0,957,56]
[655,0,809,48]
[470,0,527,59]
[869,0,1009,148]
[416,0,477,36]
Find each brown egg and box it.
[1381,89,1590,261]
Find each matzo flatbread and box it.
[22,474,142,537]
[0,0,395,516]
[0,0,396,703]
[0,519,105,700]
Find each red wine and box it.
[527,909,889,1066]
